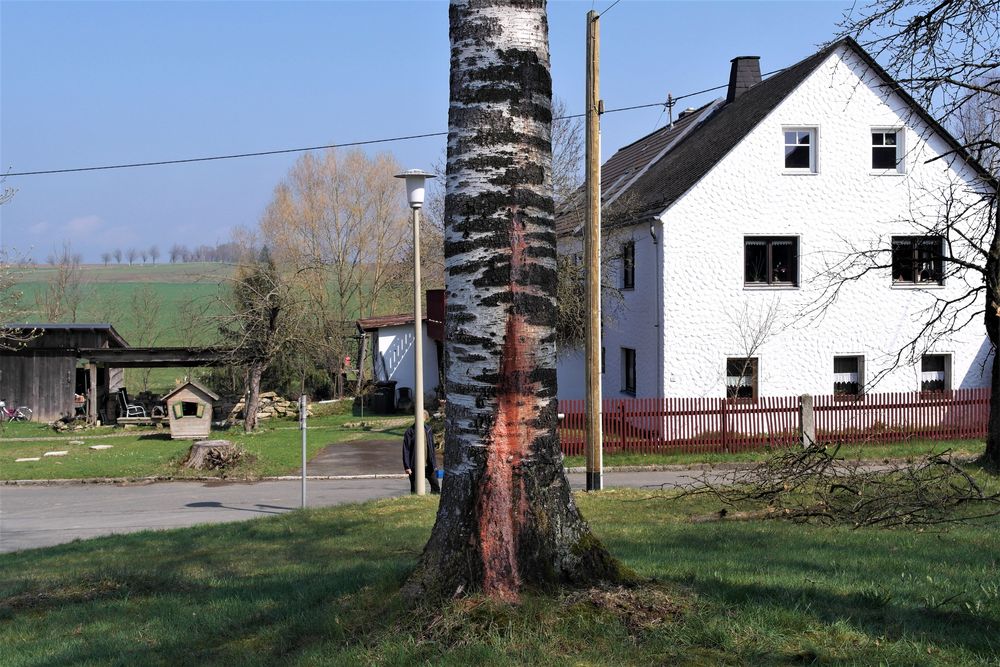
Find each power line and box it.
[597,0,623,18]
[7,68,788,178]
[7,131,450,177]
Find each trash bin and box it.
[372,381,397,414]
[397,387,414,413]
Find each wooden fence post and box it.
[799,394,815,448]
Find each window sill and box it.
[621,389,636,396]
[781,170,818,175]
[870,170,906,177]
[891,283,945,290]
[743,284,799,291]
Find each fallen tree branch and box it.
[672,444,1000,528]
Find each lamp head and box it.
[394,169,436,209]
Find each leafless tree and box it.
[126,248,137,266]
[169,244,185,263]
[0,183,35,350]
[112,248,122,265]
[35,242,86,322]
[835,0,1000,468]
[258,149,411,396]
[149,245,160,265]
[100,252,111,267]
[724,299,782,402]
[125,286,162,393]
[216,247,307,432]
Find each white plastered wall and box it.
[657,45,993,398]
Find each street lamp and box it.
[395,169,435,495]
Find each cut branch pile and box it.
[182,440,253,471]
[674,444,1000,528]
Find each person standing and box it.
[402,410,440,494]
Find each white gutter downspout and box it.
[650,216,665,401]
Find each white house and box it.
[556,38,996,402]
[356,290,446,408]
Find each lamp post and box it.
[395,169,435,495]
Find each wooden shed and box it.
[0,324,128,423]
[162,381,219,440]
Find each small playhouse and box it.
[162,381,219,440]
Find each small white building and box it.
[356,290,446,406]
[556,38,996,402]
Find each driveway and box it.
[304,438,402,476]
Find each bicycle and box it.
[0,401,32,422]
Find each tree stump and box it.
[183,440,235,470]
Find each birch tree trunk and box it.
[403,0,622,604]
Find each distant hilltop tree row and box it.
[97,242,242,266]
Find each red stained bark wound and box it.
[478,208,541,601]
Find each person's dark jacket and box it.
[402,423,436,471]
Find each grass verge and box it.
[0,413,407,481]
[2,485,999,665]
[562,438,985,468]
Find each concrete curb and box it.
[2,473,411,486]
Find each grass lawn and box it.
[2,484,999,665]
[2,413,986,481]
[563,438,986,468]
[0,412,407,481]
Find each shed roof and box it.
[4,323,129,348]
[357,314,427,331]
[162,380,220,402]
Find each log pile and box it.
[226,392,313,424]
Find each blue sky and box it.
[1,0,849,262]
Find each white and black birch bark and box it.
[403,0,621,604]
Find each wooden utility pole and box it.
[584,10,603,491]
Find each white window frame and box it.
[920,353,952,394]
[783,126,818,173]
[743,235,800,288]
[833,355,865,398]
[621,347,636,395]
[871,127,904,174]
[621,240,635,290]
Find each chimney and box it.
[726,56,761,103]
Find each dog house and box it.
[162,381,219,440]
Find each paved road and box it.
[0,470,706,554]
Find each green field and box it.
[2,482,999,665]
[10,261,416,395]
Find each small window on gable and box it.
[621,348,636,394]
[872,130,901,170]
[726,357,758,402]
[621,240,635,290]
[834,356,864,397]
[745,236,798,287]
[921,354,951,393]
[892,236,944,285]
[784,129,816,171]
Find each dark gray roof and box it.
[4,323,129,348]
[558,37,996,235]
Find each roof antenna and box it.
[666,93,675,128]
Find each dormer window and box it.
[872,130,902,171]
[784,129,816,171]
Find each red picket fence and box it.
[558,388,990,455]
[813,387,990,444]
